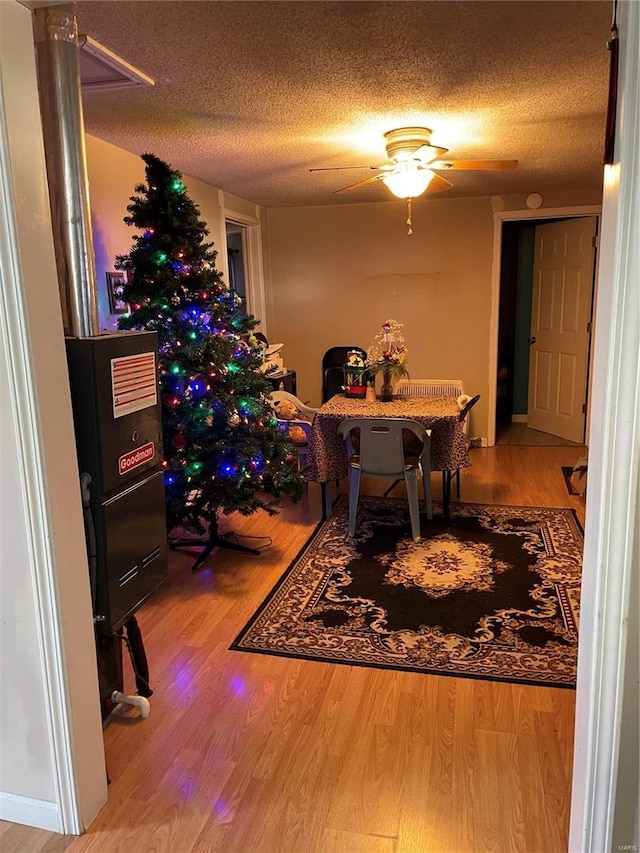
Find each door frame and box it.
[220,205,269,338]
[488,205,601,447]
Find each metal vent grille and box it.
[395,379,467,398]
[79,36,154,92]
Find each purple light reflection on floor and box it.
[214,797,232,819]
[172,661,194,694]
[180,777,197,800]
[230,674,246,697]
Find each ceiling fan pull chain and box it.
[406,198,413,236]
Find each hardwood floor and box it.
[1,446,586,853]
[495,422,583,448]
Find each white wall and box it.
[569,1,640,848]
[0,1,107,833]
[0,326,55,808]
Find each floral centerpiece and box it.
[365,319,409,401]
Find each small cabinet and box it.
[266,370,297,395]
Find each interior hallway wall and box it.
[84,132,603,443]
[267,197,494,436]
[265,189,601,440]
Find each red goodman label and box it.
[118,442,155,475]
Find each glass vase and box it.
[380,368,394,402]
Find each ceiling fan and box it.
[310,126,518,197]
[310,127,518,234]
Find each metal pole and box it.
[34,4,99,338]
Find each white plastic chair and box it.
[337,418,432,541]
[270,391,319,469]
[270,390,318,419]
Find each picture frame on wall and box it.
[106,271,128,314]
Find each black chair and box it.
[322,346,367,403]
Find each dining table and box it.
[307,393,471,520]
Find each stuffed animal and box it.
[287,424,308,445]
[274,399,299,419]
[274,399,314,423]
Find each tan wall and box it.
[84,136,604,439]
[494,188,603,212]
[265,197,495,437]
[223,190,260,220]
[85,135,241,329]
[266,190,604,439]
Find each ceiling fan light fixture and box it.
[382,165,434,198]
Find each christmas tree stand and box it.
[170,518,261,571]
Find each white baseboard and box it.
[511,414,528,423]
[0,791,61,833]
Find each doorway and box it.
[225,222,246,301]
[223,211,268,337]
[494,213,598,447]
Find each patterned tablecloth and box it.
[308,394,470,483]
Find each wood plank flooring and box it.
[0,445,586,853]
[496,423,583,447]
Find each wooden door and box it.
[527,216,597,442]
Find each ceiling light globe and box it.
[383,168,434,198]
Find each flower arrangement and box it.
[365,319,409,382]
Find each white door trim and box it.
[569,1,640,848]
[0,3,107,832]
[0,69,78,835]
[222,206,268,339]
[487,205,601,447]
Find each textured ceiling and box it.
[75,0,612,207]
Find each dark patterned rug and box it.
[231,497,583,687]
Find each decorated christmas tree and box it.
[116,154,304,566]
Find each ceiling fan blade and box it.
[310,164,395,173]
[412,143,449,163]
[430,159,519,171]
[332,172,386,194]
[427,174,454,193]
[309,166,380,172]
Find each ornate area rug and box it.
[231,497,583,687]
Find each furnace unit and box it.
[66,331,167,709]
